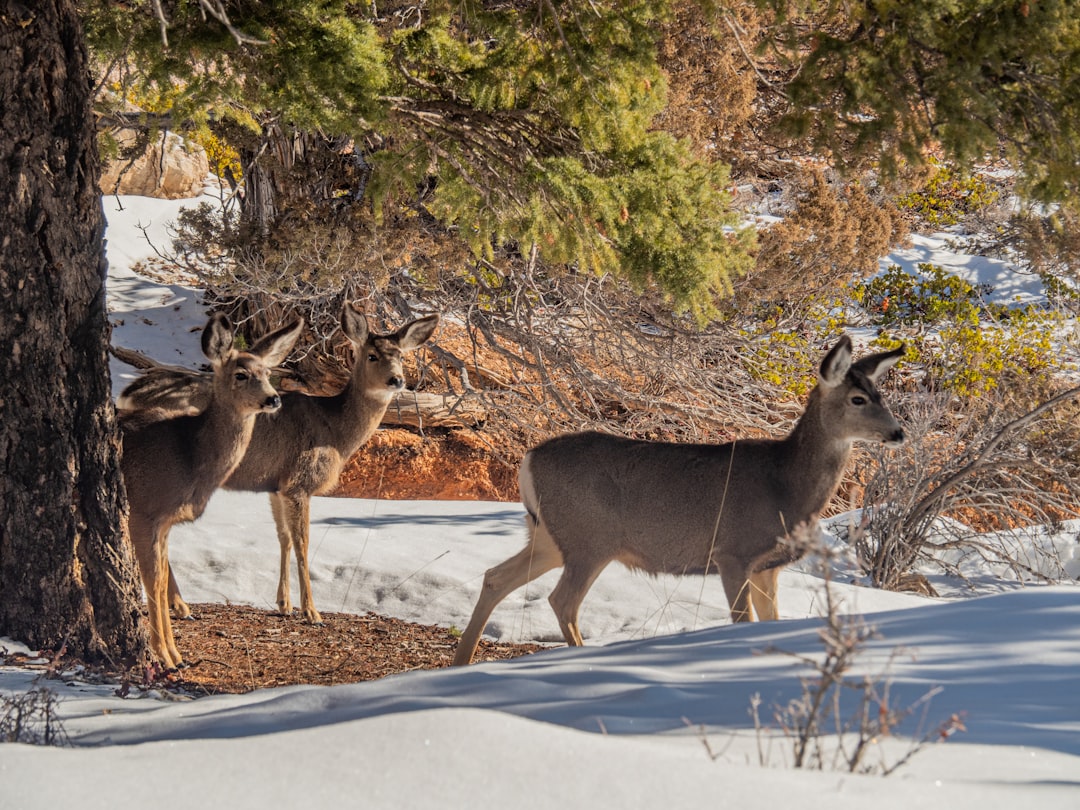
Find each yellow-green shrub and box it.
[897,161,999,228]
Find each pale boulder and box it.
[100,130,210,200]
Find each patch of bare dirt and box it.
[334,428,519,501]
[158,603,544,695]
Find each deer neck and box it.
[780,392,853,516]
[197,398,257,483]
[338,378,395,454]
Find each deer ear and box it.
[856,344,905,384]
[397,314,439,351]
[251,318,304,367]
[341,302,370,346]
[201,313,235,367]
[819,334,853,388]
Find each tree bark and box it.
[0,0,148,663]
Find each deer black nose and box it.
[885,428,905,446]
[387,376,404,390]
[263,394,282,411]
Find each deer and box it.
[453,335,906,665]
[120,313,303,669]
[120,303,439,625]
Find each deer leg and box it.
[453,516,563,666]
[748,568,780,621]
[132,519,178,669]
[719,557,755,623]
[270,493,294,615]
[548,558,606,647]
[286,495,322,625]
[137,524,182,669]
[166,563,192,619]
[156,532,185,668]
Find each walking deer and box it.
[120,313,303,669]
[121,303,439,624]
[453,335,905,665]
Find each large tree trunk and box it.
[237,123,369,238]
[0,0,148,662]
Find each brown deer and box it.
[122,303,439,624]
[120,313,303,669]
[453,335,905,665]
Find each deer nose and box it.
[263,394,282,412]
[387,375,405,390]
[884,427,905,446]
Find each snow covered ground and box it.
[2,187,1079,809]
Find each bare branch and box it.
[196,0,269,46]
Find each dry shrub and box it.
[170,195,469,383]
[1,687,68,746]
[736,169,907,313]
[746,527,964,775]
[655,2,760,167]
[1011,207,1080,279]
[851,382,1080,591]
[998,207,1080,315]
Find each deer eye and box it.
[851,394,867,406]
[368,353,379,362]
[235,371,250,382]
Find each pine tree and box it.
[0,0,148,663]
[83,0,753,315]
[761,0,1080,204]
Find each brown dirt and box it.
[334,428,519,501]
[135,604,543,695]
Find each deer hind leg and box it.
[718,556,755,623]
[547,556,607,647]
[748,567,781,621]
[453,515,563,666]
[166,563,192,619]
[270,492,295,616]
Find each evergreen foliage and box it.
[83,0,751,315]
[761,0,1080,205]
[81,1,1080,314]
[84,0,389,132]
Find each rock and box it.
[100,129,210,199]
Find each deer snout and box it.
[883,427,905,447]
[261,394,283,412]
[387,375,405,390]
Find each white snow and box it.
[2,185,1079,809]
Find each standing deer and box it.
[120,313,303,669]
[122,303,439,624]
[453,335,905,665]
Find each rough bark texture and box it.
[0,0,148,662]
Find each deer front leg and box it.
[144,530,183,669]
[270,492,294,615]
[278,491,322,624]
[132,519,182,669]
[157,534,185,668]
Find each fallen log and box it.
[383,391,486,429]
